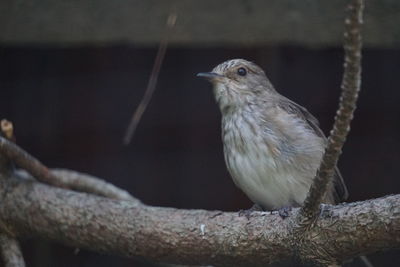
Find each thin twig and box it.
[123,11,177,145]
[0,235,25,267]
[299,0,364,220]
[0,136,139,202]
[0,122,14,175]
[0,120,15,142]
[0,135,69,187]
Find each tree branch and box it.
[51,169,139,202]
[0,136,139,202]
[0,234,25,267]
[0,120,25,267]
[123,10,177,145]
[0,176,398,266]
[300,0,364,220]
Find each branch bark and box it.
[0,175,399,266]
[1,1,395,266]
[50,169,139,202]
[0,235,25,267]
[0,121,25,267]
[0,136,139,202]
[300,0,364,220]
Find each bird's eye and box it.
[237,67,247,76]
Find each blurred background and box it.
[1,0,399,266]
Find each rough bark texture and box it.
[300,0,363,220]
[0,121,25,267]
[0,174,399,266]
[1,1,399,266]
[0,234,25,267]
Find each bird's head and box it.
[197,59,275,112]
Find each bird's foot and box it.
[278,206,292,219]
[239,204,263,219]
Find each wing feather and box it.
[277,96,349,203]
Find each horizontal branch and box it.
[0,176,398,266]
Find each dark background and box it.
[1,45,399,267]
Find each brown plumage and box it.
[198,59,348,210]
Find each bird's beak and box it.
[197,72,224,81]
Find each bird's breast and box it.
[221,110,323,209]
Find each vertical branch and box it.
[299,0,364,220]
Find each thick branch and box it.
[300,0,364,219]
[0,177,398,266]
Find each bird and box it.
[197,59,348,212]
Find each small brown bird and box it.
[198,59,348,211]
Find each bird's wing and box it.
[277,96,349,203]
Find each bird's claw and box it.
[238,204,263,219]
[278,206,292,219]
